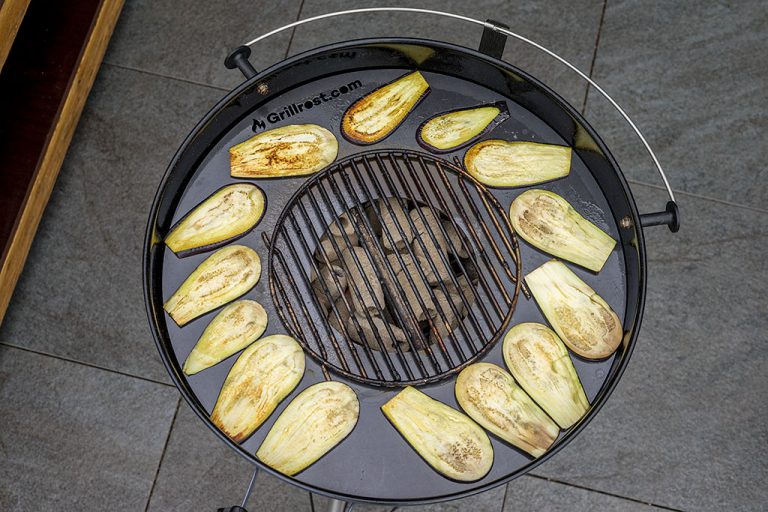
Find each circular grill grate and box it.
[267,150,523,386]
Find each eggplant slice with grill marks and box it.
[381,386,493,482]
[257,381,359,476]
[464,140,571,187]
[455,362,560,457]
[182,299,268,375]
[229,124,338,178]
[417,102,509,153]
[163,245,261,326]
[526,260,622,359]
[165,183,266,256]
[503,322,589,429]
[211,334,305,443]
[342,71,430,144]
[510,189,616,272]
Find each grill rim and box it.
[142,36,648,505]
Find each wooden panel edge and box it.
[0,0,32,72]
[0,0,125,325]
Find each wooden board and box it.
[0,0,124,324]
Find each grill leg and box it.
[327,498,351,512]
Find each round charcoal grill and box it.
[143,8,680,510]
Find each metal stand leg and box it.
[327,498,352,512]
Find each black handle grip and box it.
[640,200,680,232]
[217,506,247,512]
[225,45,258,79]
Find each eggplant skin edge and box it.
[341,71,430,145]
[416,101,510,154]
[165,183,266,258]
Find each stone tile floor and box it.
[1,1,766,510]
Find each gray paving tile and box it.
[0,65,223,382]
[530,184,768,511]
[0,346,178,511]
[147,401,310,512]
[584,0,768,209]
[291,0,605,109]
[104,0,301,90]
[398,485,505,512]
[503,476,655,511]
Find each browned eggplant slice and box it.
[163,245,261,326]
[417,102,509,153]
[229,124,338,178]
[526,260,622,359]
[341,71,430,144]
[464,140,571,187]
[165,183,265,257]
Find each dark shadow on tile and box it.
[0,346,178,511]
[147,402,310,512]
[291,0,605,109]
[0,65,223,383]
[530,184,768,510]
[503,476,656,511]
[583,0,767,209]
[104,0,302,90]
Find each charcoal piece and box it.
[393,267,433,322]
[316,232,358,264]
[378,197,414,252]
[328,212,357,239]
[327,295,353,335]
[442,220,469,259]
[413,233,452,283]
[409,207,447,249]
[386,252,437,285]
[429,288,461,345]
[311,264,347,314]
[341,246,383,313]
[344,313,408,352]
[444,274,475,317]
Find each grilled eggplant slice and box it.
[526,260,622,359]
[163,245,261,326]
[257,381,359,475]
[464,140,571,187]
[230,124,338,178]
[510,189,616,272]
[503,322,589,428]
[381,386,493,482]
[211,334,304,443]
[418,102,509,152]
[182,300,268,375]
[342,71,429,144]
[456,363,559,457]
[165,183,265,256]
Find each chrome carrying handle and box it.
[228,7,679,232]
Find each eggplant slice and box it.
[211,334,305,443]
[510,189,616,272]
[503,322,589,429]
[342,71,429,144]
[418,102,509,152]
[182,299,268,375]
[456,363,560,458]
[526,260,622,359]
[381,386,493,482]
[257,381,359,476]
[464,140,571,187]
[230,124,338,178]
[165,183,265,256]
[163,245,261,326]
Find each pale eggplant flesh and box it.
[163,245,261,326]
[455,363,560,458]
[211,334,305,443]
[526,260,622,359]
[464,140,571,187]
[510,189,616,272]
[229,124,338,178]
[182,299,268,375]
[256,381,359,476]
[503,322,589,429]
[165,183,266,256]
[381,386,493,482]
[342,71,430,145]
[417,102,509,153]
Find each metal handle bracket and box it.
[640,201,680,232]
[478,19,509,59]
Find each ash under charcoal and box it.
[311,197,478,353]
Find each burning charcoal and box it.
[429,288,461,345]
[412,233,452,283]
[378,197,414,252]
[316,232,358,264]
[311,264,347,314]
[386,252,437,285]
[365,203,383,236]
[444,275,475,317]
[344,313,407,352]
[328,212,357,239]
[394,269,433,322]
[327,295,352,335]
[409,207,447,250]
[341,246,383,313]
[442,220,469,259]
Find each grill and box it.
[143,8,680,510]
[268,150,523,386]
